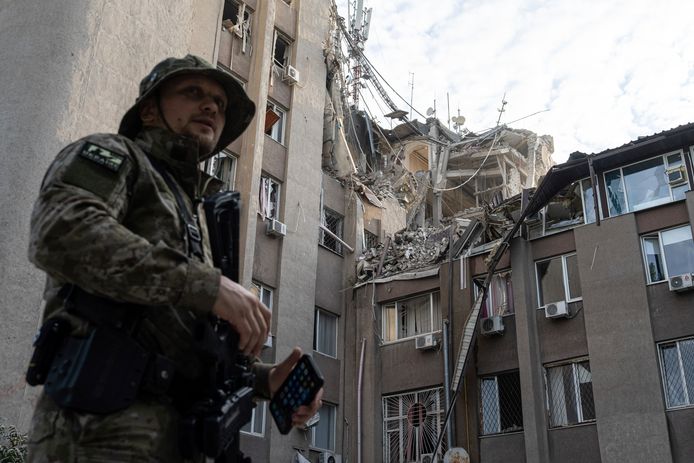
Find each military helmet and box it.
[118,54,255,156]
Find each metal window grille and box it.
[321,208,344,255]
[659,338,694,408]
[382,387,447,462]
[480,371,523,435]
[545,361,595,427]
[364,229,379,250]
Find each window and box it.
[382,292,441,342]
[252,282,273,347]
[259,175,280,220]
[480,371,523,435]
[205,151,237,191]
[605,151,689,217]
[222,0,252,54]
[241,401,266,436]
[474,271,514,318]
[536,254,581,307]
[265,101,286,144]
[545,360,595,428]
[659,338,694,409]
[311,403,336,451]
[527,179,597,238]
[641,225,694,284]
[382,387,447,462]
[320,208,344,255]
[364,229,379,250]
[314,309,338,358]
[273,31,291,69]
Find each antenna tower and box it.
[348,0,372,108]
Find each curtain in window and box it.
[383,304,397,342]
[313,404,335,450]
[316,311,337,357]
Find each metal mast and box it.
[348,0,372,108]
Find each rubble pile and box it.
[357,224,465,281]
[354,166,419,206]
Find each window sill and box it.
[314,350,338,360]
[479,429,524,439]
[319,243,344,257]
[548,419,596,430]
[665,403,694,412]
[240,431,265,438]
[381,330,442,346]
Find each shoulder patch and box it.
[79,143,125,173]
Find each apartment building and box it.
[345,123,694,462]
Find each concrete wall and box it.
[0,0,221,429]
[574,214,673,463]
[547,425,600,463]
[479,433,525,463]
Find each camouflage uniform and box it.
[26,57,264,462]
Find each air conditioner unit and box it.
[480,315,504,336]
[283,65,300,85]
[266,218,287,237]
[544,300,569,319]
[421,453,435,463]
[666,166,687,186]
[415,334,438,350]
[318,451,341,463]
[668,273,694,292]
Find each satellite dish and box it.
[444,448,470,463]
[451,115,466,126]
[426,107,435,117]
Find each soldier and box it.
[26,55,322,462]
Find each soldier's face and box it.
[144,75,228,156]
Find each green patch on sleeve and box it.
[61,142,130,201]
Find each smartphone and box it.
[269,354,325,434]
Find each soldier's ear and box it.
[139,98,159,126]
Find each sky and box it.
[335,0,694,163]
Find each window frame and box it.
[314,308,338,359]
[473,271,514,318]
[641,224,694,285]
[265,101,286,145]
[259,175,281,220]
[658,337,694,410]
[603,150,690,217]
[205,150,238,191]
[544,358,595,428]
[272,30,292,69]
[240,400,266,437]
[535,253,582,308]
[320,207,345,256]
[381,292,441,344]
[310,402,336,451]
[479,370,524,436]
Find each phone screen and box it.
[269,354,325,434]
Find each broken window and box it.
[205,151,237,191]
[382,292,441,342]
[535,253,581,307]
[241,400,266,436]
[259,175,280,220]
[222,0,252,54]
[480,371,523,435]
[527,179,597,239]
[320,207,344,255]
[272,31,291,69]
[265,101,286,144]
[364,229,379,250]
[659,337,694,409]
[382,387,447,462]
[605,151,689,217]
[641,225,694,284]
[545,360,595,428]
[474,271,514,318]
[314,308,338,358]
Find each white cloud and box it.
[336,0,694,162]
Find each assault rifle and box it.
[179,191,255,463]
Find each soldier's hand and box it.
[212,276,271,356]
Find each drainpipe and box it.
[443,225,455,447]
[357,337,366,463]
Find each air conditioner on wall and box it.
[544,300,569,319]
[480,315,504,336]
[666,166,687,186]
[415,334,438,350]
[668,273,694,292]
[283,65,300,85]
[318,451,341,463]
[266,218,287,237]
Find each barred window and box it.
[659,338,694,409]
[480,371,523,435]
[320,207,344,255]
[382,387,447,462]
[364,229,379,250]
[545,360,595,428]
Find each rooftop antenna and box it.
[348,0,372,108]
[408,72,415,120]
[496,92,508,126]
[447,92,451,130]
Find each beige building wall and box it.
[0,0,222,430]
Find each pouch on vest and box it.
[44,326,149,414]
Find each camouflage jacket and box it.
[28,127,271,398]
